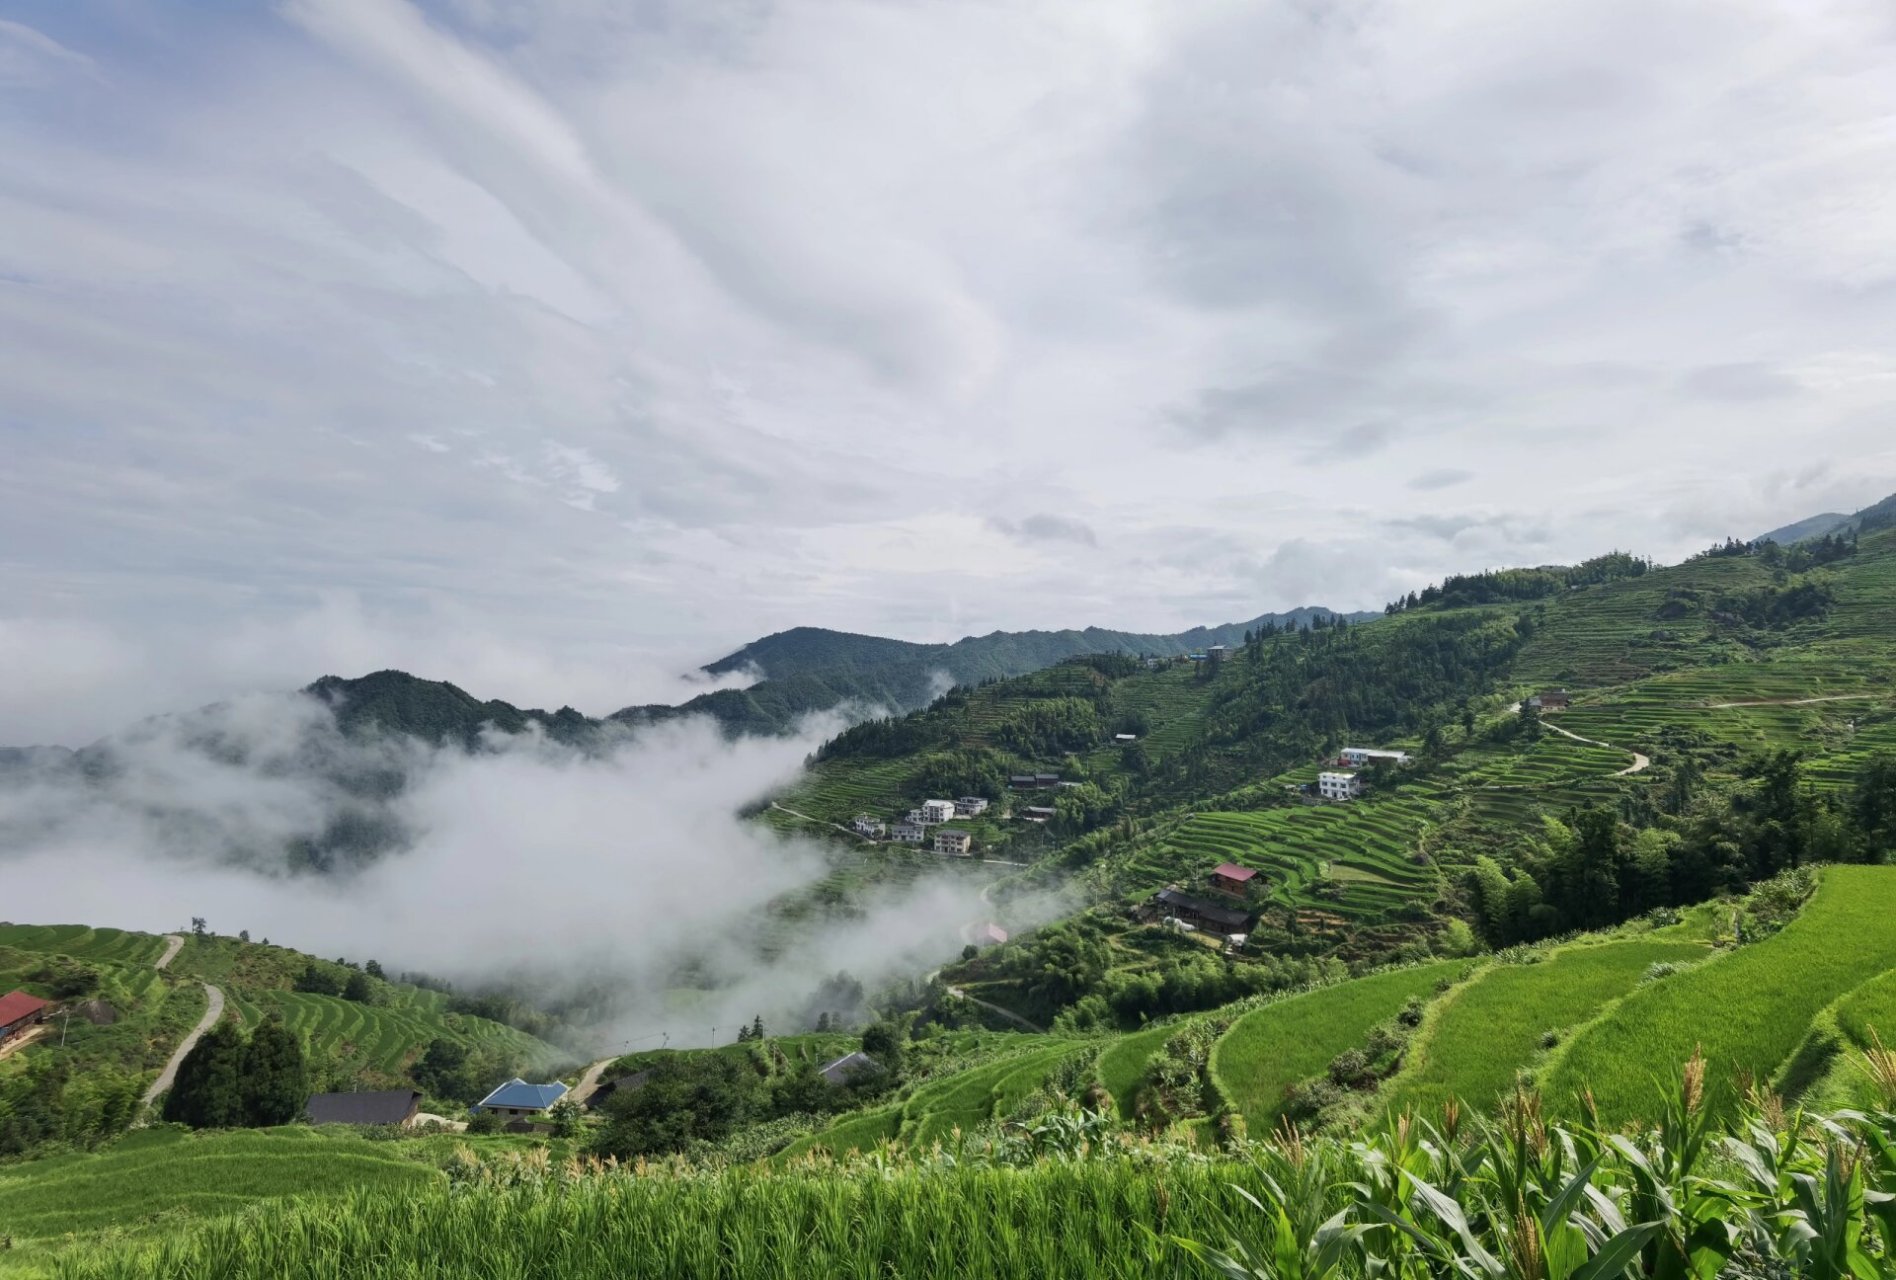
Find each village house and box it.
[1147,887,1252,933]
[818,1051,883,1086]
[975,922,1009,946]
[1035,773,1061,787]
[920,799,957,825]
[1317,771,1362,801]
[934,828,973,857]
[1338,747,1410,768]
[1209,862,1258,898]
[851,814,887,839]
[1008,774,1038,789]
[892,821,927,844]
[1114,733,1138,743]
[472,1078,569,1120]
[1526,689,1573,711]
[305,1089,422,1127]
[1021,805,1056,823]
[0,990,48,1048]
[954,796,989,817]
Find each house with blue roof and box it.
[472,1077,570,1119]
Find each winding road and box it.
[1540,720,1651,776]
[571,1057,616,1107]
[142,982,224,1108]
[153,933,185,970]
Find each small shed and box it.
[1210,863,1258,896]
[305,1089,422,1127]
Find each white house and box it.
[920,799,957,824]
[892,822,926,844]
[954,796,990,817]
[1114,733,1138,743]
[1339,747,1409,767]
[934,828,973,857]
[852,815,887,838]
[1317,771,1362,801]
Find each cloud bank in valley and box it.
[0,697,1020,1049]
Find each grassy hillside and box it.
[1542,864,1896,1122]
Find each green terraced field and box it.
[219,988,559,1082]
[1382,937,1713,1118]
[1131,797,1444,922]
[0,925,170,968]
[0,1126,439,1263]
[1210,961,1469,1133]
[1544,864,1896,1123]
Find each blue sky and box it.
[4,0,1896,741]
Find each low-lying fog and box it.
[0,693,1047,1052]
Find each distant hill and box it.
[1757,511,1850,545]
[1758,490,1896,545]
[627,609,1374,733]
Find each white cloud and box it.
[3,0,1896,739]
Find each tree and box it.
[238,930,250,943]
[750,1014,765,1042]
[162,1022,245,1129]
[860,1021,905,1076]
[239,1018,309,1126]
[364,959,385,980]
[342,970,377,1005]
[593,1056,765,1157]
[189,917,208,941]
[547,1097,582,1139]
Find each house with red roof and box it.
[1209,863,1259,898]
[0,990,49,1047]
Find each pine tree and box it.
[240,1018,309,1126]
[162,1022,245,1129]
[750,1015,765,1042]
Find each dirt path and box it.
[1703,694,1876,709]
[572,1057,616,1106]
[943,985,1045,1034]
[142,982,224,1108]
[1540,720,1650,775]
[769,801,876,842]
[153,934,184,970]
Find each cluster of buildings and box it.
[853,795,988,856]
[1525,688,1573,711]
[1315,745,1412,803]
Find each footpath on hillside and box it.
[141,935,226,1111]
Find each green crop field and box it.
[219,988,559,1082]
[1209,960,1468,1133]
[1382,937,1713,1118]
[0,926,169,969]
[1094,1023,1175,1120]
[1543,864,1896,1122]
[0,1126,439,1272]
[1129,798,1444,923]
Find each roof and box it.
[981,923,1009,944]
[1212,863,1258,882]
[305,1089,421,1126]
[1155,888,1252,930]
[818,1051,883,1085]
[475,1078,570,1111]
[0,990,48,1026]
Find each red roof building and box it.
[1210,863,1259,896]
[0,990,49,1043]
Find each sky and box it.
[6,0,1896,743]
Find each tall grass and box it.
[49,1064,1896,1280]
